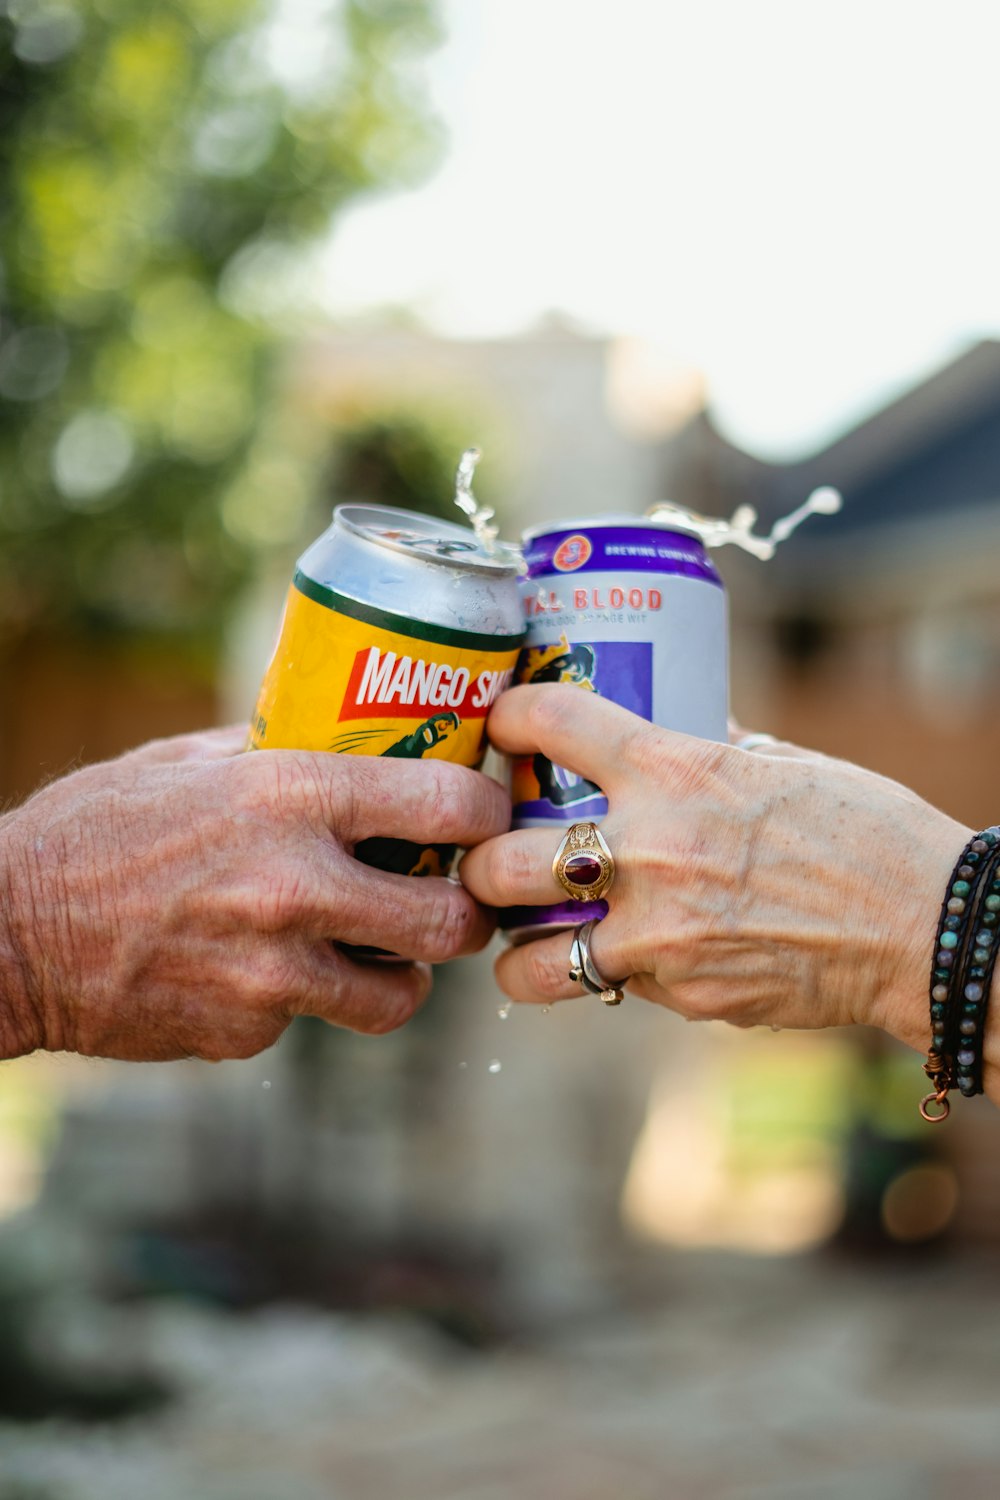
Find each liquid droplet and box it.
[262,1080,272,1089]
[451,446,525,570]
[646,485,842,560]
[540,1006,551,1015]
[497,1002,512,1020]
[770,1025,783,1034]
[488,1059,502,1075]
[453,447,497,553]
[458,1060,468,1070]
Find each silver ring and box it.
[736,732,778,752]
[568,919,626,1006]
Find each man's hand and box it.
[0,727,509,1063]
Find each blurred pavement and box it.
[2,1249,999,1500]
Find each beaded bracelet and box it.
[955,862,1000,1099]
[921,827,1000,1122]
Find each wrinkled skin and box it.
[0,727,508,1063]
[460,685,1000,1105]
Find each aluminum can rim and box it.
[521,512,706,546]
[335,502,520,577]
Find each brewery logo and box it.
[552,534,592,571]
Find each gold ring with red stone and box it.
[552,822,616,902]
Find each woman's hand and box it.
[461,684,974,1065]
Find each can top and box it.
[522,512,706,546]
[337,503,520,576]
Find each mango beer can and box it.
[502,514,729,942]
[250,503,524,881]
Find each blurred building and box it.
[296,316,667,529]
[669,339,1000,828]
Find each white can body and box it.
[504,515,729,940]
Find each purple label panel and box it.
[526,525,722,587]
[498,896,608,937]
[513,639,651,823]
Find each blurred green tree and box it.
[0,0,442,656]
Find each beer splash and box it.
[453,447,499,553]
[452,448,527,572]
[646,486,842,560]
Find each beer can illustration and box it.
[502,514,729,942]
[250,502,524,881]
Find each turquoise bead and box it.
[940,931,959,950]
[953,881,972,897]
[986,896,1000,911]
[974,949,990,964]
[931,1003,947,1021]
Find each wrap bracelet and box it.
[921,827,1000,1122]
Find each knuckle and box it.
[668,982,716,1023]
[168,731,214,762]
[240,949,302,1009]
[231,750,321,821]
[617,726,670,782]
[420,759,467,831]
[212,1032,267,1062]
[359,970,432,1035]
[524,944,569,999]
[526,683,577,742]
[419,882,476,960]
[488,837,536,903]
[255,867,315,929]
[226,748,275,808]
[193,1019,284,1063]
[620,727,726,794]
[450,766,497,839]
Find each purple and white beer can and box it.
[501,514,729,943]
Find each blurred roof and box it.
[658,339,1000,614]
[663,340,1000,540]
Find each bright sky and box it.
[321,0,1000,459]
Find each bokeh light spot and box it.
[52,411,135,505]
[11,4,83,67]
[881,1164,959,1244]
[192,103,278,178]
[0,326,69,402]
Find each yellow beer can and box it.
[250,503,524,879]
